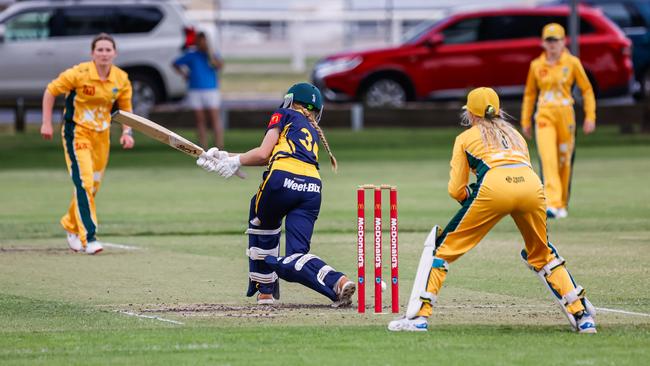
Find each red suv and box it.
[312,5,633,106]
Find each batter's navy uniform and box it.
[246,108,345,301]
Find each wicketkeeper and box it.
[389,87,596,333]
[197,83,355,306]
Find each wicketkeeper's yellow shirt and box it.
[448,126,531,202]
[521,50,596,129]
[47,61,132,131]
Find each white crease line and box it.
[118,310,184,325]
[103,243,141,250]
[116,305,648,321]
[440,304,650,317]
[595,307,650,317]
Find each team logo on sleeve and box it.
[268,113,282,128]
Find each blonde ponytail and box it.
[461,109,527,153]
[293,104,338,173]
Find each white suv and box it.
[0,0,193,116]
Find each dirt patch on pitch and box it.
[127,303,341,318]
[117,301,560,320]
[113,300,564,324]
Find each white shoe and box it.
[257,293,274,305]
[546,207,559,219]
[332,276,356,308]
[576,312,597,334]
[556,208,568,219]
[85,241,103,255]
[387,316,428,332]
[66,232,82,252]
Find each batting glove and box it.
[196,152,219,172]
[215,155,242,179]
[206,147,229,160]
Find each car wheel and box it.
[130,73,162,117]
[362,78,407,107]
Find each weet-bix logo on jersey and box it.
[283,178,320,193]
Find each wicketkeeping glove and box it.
[457,183,478,206]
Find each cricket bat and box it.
[111,110,245,179]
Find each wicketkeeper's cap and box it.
[464,87,500,119]
[542,23,565,40]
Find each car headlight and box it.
[314,56,362,79]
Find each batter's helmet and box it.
[283,82,323,111]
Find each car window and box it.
[543,15,596,35]
[47,6,163,37]
[50,7,115,37]
[479,14,595,43]
[480,16,543,41]
[114,7,163,34]
[4,9,53,42]
[442,18,480,44]
[401,19,443,44]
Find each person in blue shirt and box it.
[173,32,224,148]
[196,83,356,307]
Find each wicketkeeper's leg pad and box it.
[520,247,596,330]
[406,225,444,319]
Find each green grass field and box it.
[1,126,649,365]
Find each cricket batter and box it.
[389,87,596,333]
[197,83,356,306]
[40,33,134,254]
[521,23,596,219]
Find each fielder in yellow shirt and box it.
[388,87,596,333]
[521,23,596,219]
[40,33,134,254]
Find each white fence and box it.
[188,8,447,72]
[186,0,543,72]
